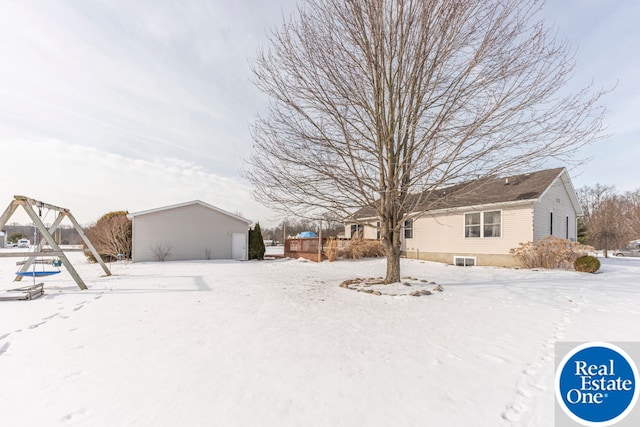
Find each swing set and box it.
[0,195,111,300]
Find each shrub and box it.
[510,236,594,270]
[363,240,385,258]
[85,211,132,262]
[152,242,172,262]
[341,238,384,260]
[573,255,601,273]
[325,237,339,261]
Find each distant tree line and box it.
[577,185,640,256]
[3,224,83,245]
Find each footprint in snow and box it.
[64,371,83,380]
[0,342,10,356]
[43,313,60,320]
[28,321,47,329]
[61,408,86,422]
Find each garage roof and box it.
[127,200,252,224]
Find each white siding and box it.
[533,177,579,241]
[132,204,249,262]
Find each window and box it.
[376,221,381,240]
[403,219,413,239]
[454,256,476,266]
[549,212,554,235]
[465,211,501,238]
[483,211,501,238]
[350,224,364,238]
[566,216,569,239]
[465,213,481,238]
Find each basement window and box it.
[454,256,476,267]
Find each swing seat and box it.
[15,271,61,277]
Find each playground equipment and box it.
[0,195,111,293]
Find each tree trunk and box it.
[384,244,401,284]
[381,213,403,283]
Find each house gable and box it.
[534,170,582,241]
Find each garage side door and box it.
[231,232,247,260]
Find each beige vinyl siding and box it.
[408,203,535,255]
[345,220,379,239]
[132,204,248,262]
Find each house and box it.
[127,200,252,262]
[345,167,583,267]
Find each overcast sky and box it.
[1,0,638,227]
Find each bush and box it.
[85,211,132,262]
[510,236,594,270]
[341,238,384,260]
[573,255,601,273]
[325,237,339,261]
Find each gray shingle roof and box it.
[352,167,565,219]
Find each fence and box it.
[285,237,326,262]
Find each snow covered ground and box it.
[1,252,639,426]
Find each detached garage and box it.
[127,200,252,262]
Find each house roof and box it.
[352,167,580,219]
[127,200,252,224]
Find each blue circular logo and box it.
[555,342,639,426]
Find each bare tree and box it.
[85,211,132,261]
[576,184,616,221]
[623,189,640,239]
[246,0,607,282]
[578,185,640,255]
[587,195,633,257]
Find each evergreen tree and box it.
[249,223,266,260]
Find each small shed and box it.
[127,200,252,262]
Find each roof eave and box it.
[127,200,252,224]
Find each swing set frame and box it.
[0,195,111,290]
